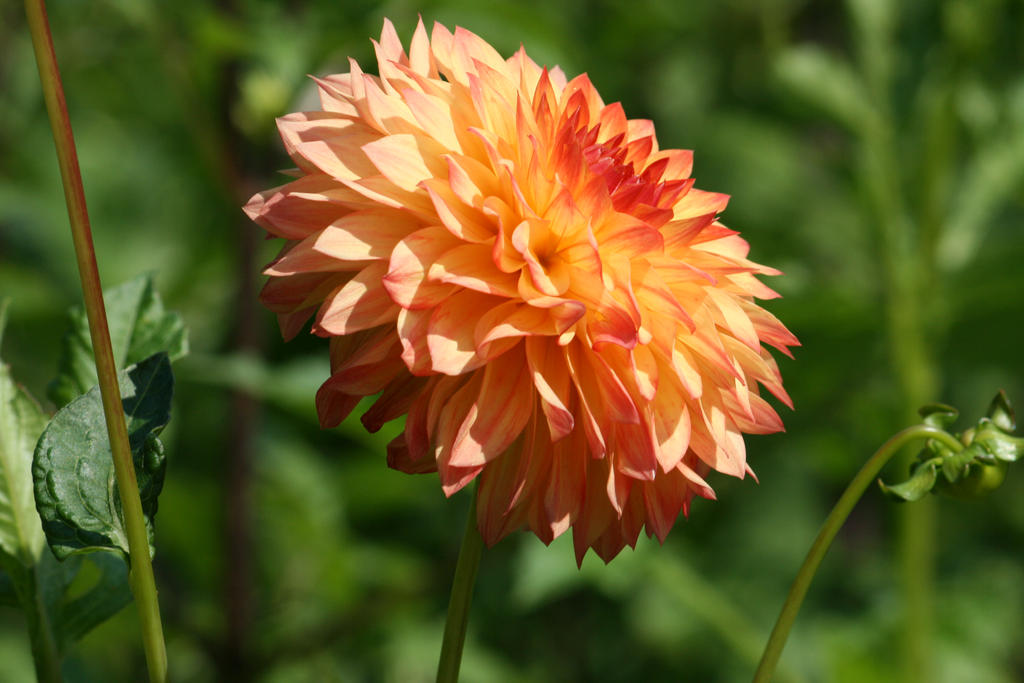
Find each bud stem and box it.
[753,425,963,682]
[437,487,483,683]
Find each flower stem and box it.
[23,1,168,680]
[436,488,483,683]
[752,425,963,682]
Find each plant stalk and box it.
[852,5,942,672]
[752,425,963,682]
[23,1,168,680]
[436,488,484,683]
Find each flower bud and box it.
[936,459,1008,500]
[879,392,1019,502]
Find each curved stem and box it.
[436,488,484,683]
[753,425,963,682]
[23,2,168,680]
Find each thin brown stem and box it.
[23,1,167,679]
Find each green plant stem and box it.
[883,223,939,682]
[23,2,168,681]
[752,425,964,683]
[437,489,483,683]
[852,5,942,673]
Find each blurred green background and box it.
[2,0,1024,680]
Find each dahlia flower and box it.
[246,19,797,563]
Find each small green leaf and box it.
[941,450,968,484]
[33,353,172,560]
[0,312,48,567]
[48,275,188,408]
[986,391,1015,432]
[878,460,938,502]
[919,403,959,430]
[972,421,1024,463]
[4,551,132,650]
[939,441,980,481]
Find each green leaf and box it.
[0,307,48,567]
[48,275,188,408]
[940,445,977,483]
[33,353,172,560]
[972,421,1024,463]
[986,391,1015,432]
[51,552,131,648]
[919,403,959,430]
[878,460,938,502]
[3,550,132,650]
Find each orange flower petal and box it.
[446,349,533,468]
[314,262,400,335]
[426,290,497,375]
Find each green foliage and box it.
[2,0,1024,681]
[879,460,939,503]
[0,300,134,662]
[33,353,172,561]
[48,275,187,409]
[0,311,48,567]
[45,553,131,650]
[881,393,1022,502]
[2,550,133,657]
[920,404,959,430]
[986,391,1015,432]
